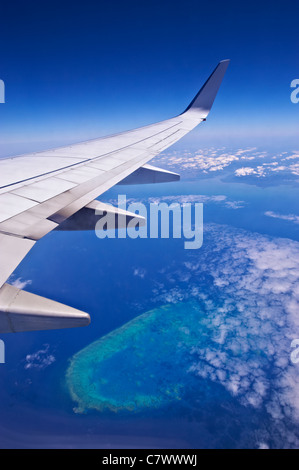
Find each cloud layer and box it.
[265,211,299,224]
[151,147,299,180]
[150,223,299,446]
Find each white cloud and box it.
[133,267,147,279]
[289,163,299,175]
[265,211,299,224]
[150,147,299,179]
[9,277,32,290]
[155,194,245,210]
[24,344,56,370]
[152,147,265,174]
[234,154,299,178]
[152,223,299,435]
[282,154,299,161]
[235,167,258,176]
[107,194,245,212]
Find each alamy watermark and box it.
[95,196,203,249]
[0,340,5,363]
[0,79,5,103]
[290,79,299,103]
[290,339,299,364]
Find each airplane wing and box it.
[0,59,230,332]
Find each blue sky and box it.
[0,0,298,155]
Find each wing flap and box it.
[118,164,180,185]
[0,192,38,222]
[11,177,77,203]
[0,283,90,333]
[56,200,146,231]
[0,234,35,287]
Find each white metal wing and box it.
[0,60,230,332]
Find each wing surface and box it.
[0,60,230,332]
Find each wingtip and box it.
[182,59,230,116]
[0,283,91,332]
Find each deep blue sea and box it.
[1,146,299,448]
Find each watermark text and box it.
[291,339,299,364]
[95,196,203,250]
[0,79,5,103]
[290,79,299,104]
[0,340,5,363]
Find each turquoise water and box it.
[66,302,202,413]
